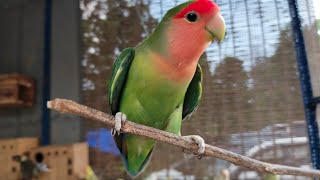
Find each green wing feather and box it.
[108,48,135,155]
[108,48,135,116]
[182,63,203,120]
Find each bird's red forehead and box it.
[175,0,219,18]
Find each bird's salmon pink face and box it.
[174,0,226,43]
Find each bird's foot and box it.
[111,112,127,136]
[182,135,205,159]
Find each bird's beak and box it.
[205,13,226,44]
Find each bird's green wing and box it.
[182,63,203,120]
[108,48,135,155]
[108,48,135,116]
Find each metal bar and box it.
[288,0,320,170]
[312,97,320,106]
[244,0,253,63]
[41,0,52,145]
[257,0,267,57]
[228,0,235,56]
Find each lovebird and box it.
[108,0,225,177]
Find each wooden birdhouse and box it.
[0,137,39,180]
[0,74,35,107]
[30,143,89,180]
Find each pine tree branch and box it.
[47,98,320,178]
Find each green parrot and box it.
[108,0,225,177]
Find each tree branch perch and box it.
[47,98,320,178]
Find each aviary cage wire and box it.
[80,0,320,179]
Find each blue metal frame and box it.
[312,97,320,107]
[41,0,52,145]
[288,0,320,170]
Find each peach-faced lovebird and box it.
[108,0,225,177]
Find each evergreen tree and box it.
[211,57,251,139]
[250,27,305,127]
[304,21,320,97]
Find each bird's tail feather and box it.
[114,134,155,177]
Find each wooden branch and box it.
[47,98,320,178]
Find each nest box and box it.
[0,74,35,107]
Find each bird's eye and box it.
[185,12,198,22]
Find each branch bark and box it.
[47,98,320,178]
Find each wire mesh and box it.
[80,0,320,179]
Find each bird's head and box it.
[164,0,225,43]
[156,0,226,62]
[141,0,226,82]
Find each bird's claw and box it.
[182,135,205,159]
[111,112,127,136]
